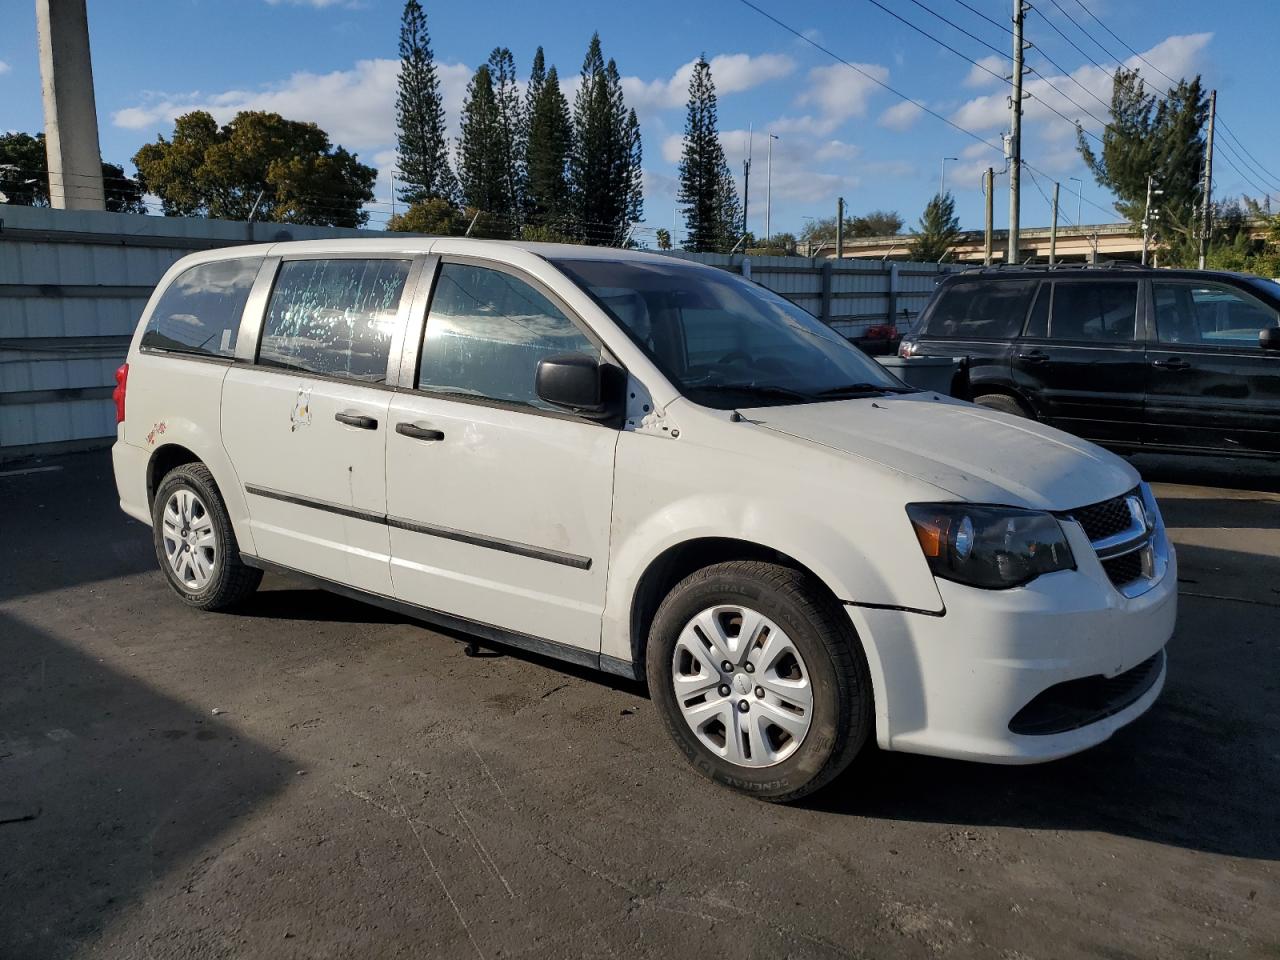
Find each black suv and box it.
[900,265,1280,456]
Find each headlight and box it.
[906,503,1075,589]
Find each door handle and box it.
[396,422,445,441]
[1017,350,1049,364]
[1151,357,1190,371]
[334,411,379,429]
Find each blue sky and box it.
[3,0,1278,242]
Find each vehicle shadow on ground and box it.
[0,612,295,960]
[234,584,413,624]
[809,547,1279,863]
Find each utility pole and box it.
[984,167,995,265]
[1008,0,1027,264]
[1198,89,1217,270]
[743,123,753,239]
[836,196,845,260]
[765,133,779,246]
[1049,181,1060,265]
[1141,175,1163,266]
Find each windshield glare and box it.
[552,258,908,408]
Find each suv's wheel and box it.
[974,393,1033,419]
[646,560,872,802]
[151,462,262,610]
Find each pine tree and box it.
[457,64,511,232]
[677,56,738,253]
[1078,67,1208,242]
[487,46,526,228]
[909,192,961,262]
[525,48,573,228]
[394,0,457,205]
[624,108,645,231]
[569,33,641,245]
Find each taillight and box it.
[113,362,129,423]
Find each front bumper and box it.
[848,516,1176,764]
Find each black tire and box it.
[974,392,1033,418]
[646,560,872,802]
[151,462,262,611]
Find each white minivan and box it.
[112,238,1176,800]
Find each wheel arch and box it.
[970,382,1038,417]
[627,537,848,678]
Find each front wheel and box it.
[646,561,872,802]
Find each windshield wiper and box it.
[691,383,817,403]
[813,382,917,398]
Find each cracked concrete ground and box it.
[1,450,1277,959]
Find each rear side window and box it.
[417,262,599,410]
[141,257,261,357]
[258,259,412,383]
[1044,281,1137,342]
[924,280,1036,339]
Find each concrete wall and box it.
[0,205,957,460]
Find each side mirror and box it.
[1260,327,1280,351]
[536,353,607,413]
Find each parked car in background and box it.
[900,265,1280,456]
[113,240,1175,801]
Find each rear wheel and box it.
[974,392,1032,419]
[152,462,261,610]
[646,560,872,802]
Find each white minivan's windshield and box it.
[553,257,912,409]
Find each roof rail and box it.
[959,261,1146,274]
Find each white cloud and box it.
[791,62,889,135]
[878,101,923,132]
[0,60,10,76]
[964,55,1009,89]
[621,53,795,112]
[951,32,1212,140]
[660,134,683,165]
[814,140,861,163]
[112,58,472,153]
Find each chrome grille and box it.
[1071,488,1139,542]
[1060,487,1156,594]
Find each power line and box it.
[902,0,1006,59]
[1068,0,1179,88]
[1215,118,1280,194]
[947,0,1012,37]
[856,0,1109,145]
[735,0,1005,155]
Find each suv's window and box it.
[1034,281,1138,342]
[141,257,261,357]
[417,262,599,410]
[258,259,412,382]
[924,280,1036,339]
[1153,280,1279,348]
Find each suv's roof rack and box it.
[958,261,1146,274]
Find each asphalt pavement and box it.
[1,450,1277,959]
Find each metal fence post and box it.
[741,256,751,280]
[821,260,833,324]
[887,261,900,324]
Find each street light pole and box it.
[940,157,958,196]
[765,133,779,246]
[1068,176,1083,227]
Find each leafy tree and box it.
[395,0,457,204]
[525,48,573,228]
[386,196,464,234]
[569,33,642,245]
[457,64,513,232]
[487,46,526,226]
[909,191,960,262]
[799,209,903,245]
[1078,67,1209,244]
[0,131,145,212]
[655,227,672,250]
[133,111,376,226]
[676,56,740,253]
[750,231,797,255]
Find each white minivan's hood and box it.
[747,392,1139,511]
